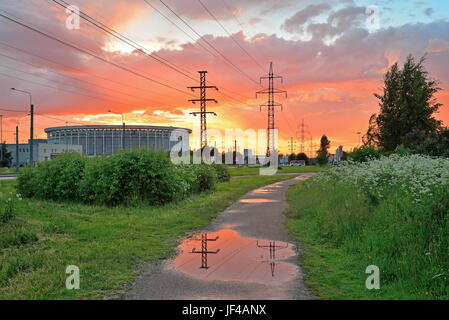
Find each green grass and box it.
[0,168,18,175]
[285,177,448,300]
[0,175,295,299]
[229,165,327,176]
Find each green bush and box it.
[18,150,221,206]
[18,152,87,202]
[17,167,37,198]
[188,164,218,193]
[348,146,383,163]
[79,150,188,206]
[212,164,231,182]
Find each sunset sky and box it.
[0,0,448,155]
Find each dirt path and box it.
[126,173,317,300]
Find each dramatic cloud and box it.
[0,0,447,152]
[282,3,332,33]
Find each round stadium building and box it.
[44,125,191,156]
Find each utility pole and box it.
[15,123,19,170]
[308,132,313,158]
[65,121,69,151]
[0,114,3,165]
[296,119,308,154]
[190,233,220,269]
[234,139,238,164]
[287,137,296,155]
[256,240,288,277]
[108,110,125,150]
[11,88,33,166]
[188,71,218,150]
[356,132,361,147]
[256,62,287,156]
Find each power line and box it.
[0,10,194,96]
[0,107,28,113]
[142,0,218,59]
[51,0,199,82]
[0,40,174,102]
[0,65,143,107]
[0,53,168,107]
[158,0,261,87]
[197,0,265,73]
[141,0,252,103]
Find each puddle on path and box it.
[239,198,279,203]
[170,229,298,285]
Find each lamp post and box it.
[108,110,125,150]
[15,120,19,170]
[11,88,33,166]
[356,132,361,147]
[0,114,3,166]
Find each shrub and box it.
[79,149,188,206]
[17,166,37,198]
[19,149,221,206]
[212,164,231,182]
[188,164,217,193]
[348,146,383,163]
[18,152,87,202]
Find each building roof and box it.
[45,125,192,133]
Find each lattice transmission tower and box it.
[188,71,218,150]
[191,233,220,269]
[287,136,296,155]
[256,240,288,277]
[256,63,287,156]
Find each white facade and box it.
[37,143,83,162]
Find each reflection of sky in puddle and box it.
[170,229,298,285]
[239,198,279,203]
[252,188,275,194]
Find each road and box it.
[0,175,17,180]
[127,173,317,300]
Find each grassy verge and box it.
[0,175,295,299]
[229,165,326,176]
[285,177,448,300]
[0,168,18,175]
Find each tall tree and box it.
[373,55,442,151]
[316,135,330,166]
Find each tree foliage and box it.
[316,135,330,166]
[369,55,442,151]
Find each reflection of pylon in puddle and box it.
[256,240,288,277]
[191,233,220,268]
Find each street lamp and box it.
[356,132,362,147]
[11,88,34,166]
[108,110,125,150]
[0,114,3,165]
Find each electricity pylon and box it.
[296,119,308,154]
[256,62,287,156]
[191,233,220,269]
[287,137,296,155]
[188,71,218,150]
[256,240,288,277]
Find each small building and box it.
[6,139,82,167]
